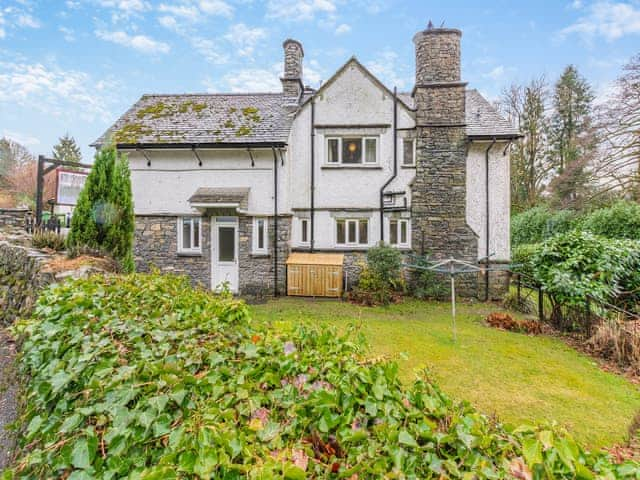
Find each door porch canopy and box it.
[188,187,250,215]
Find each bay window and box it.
[178,217,201,254]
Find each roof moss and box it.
[114,123,153,144]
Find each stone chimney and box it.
[281,39,304,100]
[410,25,477,291]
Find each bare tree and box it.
[0,138,37,207]
[592,53,640,200]
[501,77,553,210]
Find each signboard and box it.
[56,169,88,206]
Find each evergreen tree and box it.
[52,133,82,166]
[549,65,595,206]
[67,145,134,271]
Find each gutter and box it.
[310,98,316,251]
[484,138,496,301]
[116,141,287,150]
[379,87,398,242]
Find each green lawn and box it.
[250,298,640,449]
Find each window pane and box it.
[256,220,264,249]
[403,139,414,165]
[328,138,339,163]
[342,138,362,164]
[389,219,398,245]
[359,220,368,244]
[347,220,357,243]
[219,226,235,261]
[193,218,200,248]
[400,220,407,244]
[365,138,376,163]
[301,219,308,243]
[182,219,191,249]
[336,220,345,244]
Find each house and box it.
[94,25,520,297]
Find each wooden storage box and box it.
[286,253,344,297]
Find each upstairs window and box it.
[389,218,409,248]
[403,138,415,166]
[326,137,378,165]
[336,218,369,246]
[253,217,268,254]
[178,217,201,254]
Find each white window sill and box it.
[322,164,382,170]
[401,164,416,169]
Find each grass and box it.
[250,297,640,449]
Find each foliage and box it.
[52,134,82,167]
[350,243,404,305]
[0,138,36,208]
[409,254,446,300]
[31,230,66,251]
[527,230,640,310]
[579,201,640,240]
[6,274,639,478]
[67,146,134,272]
[511,206,576,246]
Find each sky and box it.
[1,0,639,162]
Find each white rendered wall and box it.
[466,142,511,261]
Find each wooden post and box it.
[35,155,44,225]
[538,287,544,322]
[517,273,521,304]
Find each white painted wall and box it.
[466,141,511,261]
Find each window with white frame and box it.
[178,217,201,253]
[402,138,416,166]
[300,218,309,245]
[326,137,378,165]
[253,217,268,254]
[389,218,409,247]
[336,218,369,246]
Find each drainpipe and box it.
[484,138,496,301]
[272,147,279,297]
[379,87,398,242]
[310,98,315,252]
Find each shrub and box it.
[7,273,638,478]
[580,201,640,240]
[31,230,66,251]
[531,230,640,311]
[67,145,134,272]
[511,206,576,246]
[587,319,640,372]
[409,254,446,300]
[350,243,404,305]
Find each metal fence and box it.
[24,215,61,234]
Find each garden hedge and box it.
[4,274,639,478]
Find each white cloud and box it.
[158,15,179,29]
[98,0,150,13]
[266,0,336,21]
[198,0,233,17]
[0,61,116,122]
[191,36,230,64]
[158,3,200,20]
[16,14,41,29]
[570,0,583,9]
[205,65,281,92]
[223,23,267,57]
[59,26,75,42]
[96,30,170,54]
[483,65,505,80]
[560,1,640,41]
[335,23,350,35]
[365,48,412,90]
[2,129,41,147]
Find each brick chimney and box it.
[281,39,304,100]
[410,25,477,291]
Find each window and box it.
[403,138,415,166]
[253,217,268,254]
[178,217,201,253]
[336,218,369,246]
[326,137,377,164]
[389,218,409,247]
[300,218,309,244]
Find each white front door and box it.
[211,217,239,293]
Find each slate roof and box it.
[93,93,292,147]
[397,89,520,138]
[189,187,250,209]
[95,85,518,148]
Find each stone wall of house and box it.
[134,216,211,287]
[239,215,290,298]
[0,208,28,228]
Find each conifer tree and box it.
[52,133,82,166]
[67,145,134,271]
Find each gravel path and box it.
[0,329,18,470]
